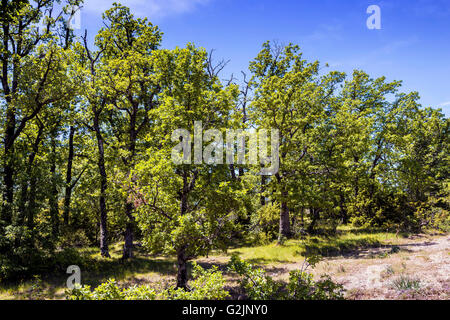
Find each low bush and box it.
[66,262,229,300]
[249,203,280,244]
[228,254,345,300]
[228,254,283,299]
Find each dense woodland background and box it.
[0,1,448,294]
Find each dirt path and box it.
[270,234,449,299]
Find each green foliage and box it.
[66,263,229,300]
[415,182,450,232]
[0,242,92,282]
[250,203,280,243]
[166,263,230,300]
[57,229,92,248]
[299,235,381,257]
[228,254,344,300]
[67,279,125,300]
[287,271,344,300]
[123,285,159,300]
[228,254,283,299]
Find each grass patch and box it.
[381,265,395,279]
[227,227,400,263]
[391,275,421,291]
[228,240,301,264]
[298,234,382,257]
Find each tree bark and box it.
[63,126,75,225]
[277,174,291,240]
[2,139,14,224]
[1,16,14,225]
[27,174,38,230]
[229,164,236,180]
[176,246,188,290]
[176,171,190,289]
[121,106,138,260]
[99,195,110,258]
[18,125,43,225]
[260,175,266,206]
[339,192,348,224]
[307,208,320,234]
[122,202,134,259]
[49,135,59,240]
[279,197,291,240]
[95,116,110,258]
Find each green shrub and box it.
[58,229,92,248]
[228,254,345,300]
[287,271,344,300]
[166,263,230,300]
[228,254,283,299]
[415,185,450,232]
[124,285,158,300]
[249,203,280,243]
[299,236,380,257]
[51,247,92,271]
[67,279,163,300]
[0,227,93,282]
[66,263,229,300]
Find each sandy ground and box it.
[265,234,450,299]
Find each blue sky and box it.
[79,0,450,116]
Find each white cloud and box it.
[303,23,344,42]
[81,0,210,18]
[327,37,418,69]
[438,101,450,107]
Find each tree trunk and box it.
[279,197,291,240]
[276,173,291,241]
[27,174,37,229]
[18,179,28,225]
[49,136,59,240]
[229,164,236,180]
[339,192,348,224]
[307,208,320,234]
[18,125,41,225]
[2,150,14,224]
[1,101,15,225]
[260,175,266,206]
[176,172,190,289]
[95,121,110,258]
[300,207,305,228]
[99,194,110,257]
[121,112,138,260]
[122,202,134,259]
[176,246,188,290]
[63,126,75,225]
